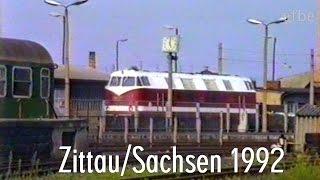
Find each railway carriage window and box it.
[122,76,135,86]
[181,78,196,90]
[223,80,233,90]
[0,66,6,97]
[40,68,50,98]
[12,67,32,98]
[109,76,121,86]
[203,79,218,91]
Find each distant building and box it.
[54,65,109,117]
[254,72,320,132]
[279,72,320,112]
[53,65,109,143]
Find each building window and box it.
[181,78,196,90]
[223,80,233,90]
[122,77,135,86]
[203,79,218,91]
[287,102,298,113]
[40,68,50,99]
[109,76,121,86]
[12,66,32,98]
[0,65,6,97]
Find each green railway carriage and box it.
[0,38,55,118]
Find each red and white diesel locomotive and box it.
[105,69,257,132]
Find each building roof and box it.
[0,38,53,65]
[296,104,320,117]
[54,66,109,82]
[279,72,310,89]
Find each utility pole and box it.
[272,38,277,81]
[310,49,315,105]
[218,42,223,74]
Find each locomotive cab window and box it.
[109,76,121,86]
[0,65,6,97]
[122,76,135,86]
[40,68,50,99]
[141,76,150,86]
[12,67,32,98]
[223,80,233,90]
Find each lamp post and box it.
[115,39,128,71]
[45,0,89,117]
[247,17,288,132]
[164,26,179,73]
[49,12,65,65]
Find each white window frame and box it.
[0,65,7,98]
[12,66,33,98]
[40,68,51,99]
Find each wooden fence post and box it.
[149,117,153,146]
[226,103,230,133]
[219,112,223,146]
[255,104,260,133]
[196,103,201,144]
[284,104,288,133]
[124,117,129,144]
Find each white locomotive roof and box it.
[106,69,255,95]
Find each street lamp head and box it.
[164,25,179,35]
[119,39,128,42]
[164,25,176,30]
[49,12,64,17]
[272,17,288,24]
[70,0,89,6]
[44,0,62,6]
[247,18,263,25]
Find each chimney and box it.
[89,51,96,69]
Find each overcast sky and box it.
[1,0,318,83]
